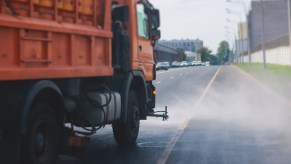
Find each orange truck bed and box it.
[0,0,113,81]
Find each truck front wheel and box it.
[112,90,140,146]
[22,102,61,164]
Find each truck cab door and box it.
[135,4,154,81]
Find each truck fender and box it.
[120,71,147,123]
[20,80,63,134]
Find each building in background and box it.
[185,51,201,62]
[195,39,204,50]
[154,43,184,65]
[238,22,248,53]
[248,0,288,50]
[159,39,204,53]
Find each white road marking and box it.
[156,66,222,164]
[170,77,174,79]
[196,67,222,105]
[156,68,187,75]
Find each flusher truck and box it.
[0,0,166,163]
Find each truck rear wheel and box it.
[22,102,61,164]
[112,90,140,146]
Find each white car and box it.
[191,61,198,66]
[180,61,188,67]
[172,61,181,67]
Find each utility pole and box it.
[288,0,291,65]
[247,14,251,65]
[226,0,251,64]
[239,22,244,64]
[260,0,266,68]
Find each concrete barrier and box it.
[243,35,291,65]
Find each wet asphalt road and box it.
[58,65,291,164]
[58,66,218,163]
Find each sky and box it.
[150,0,251,54]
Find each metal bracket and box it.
[147,106,169,121]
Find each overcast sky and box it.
[150,0,251,54]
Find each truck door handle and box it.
[138,45,142,51]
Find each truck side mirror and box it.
[151,29,161,41]
[151,9,160,29]
[112,5,129,22]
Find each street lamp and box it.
[225,33,238,63]
[225,23,240,63]
[226,0,251,65]
[226,8,245,64]
[287,0,291,65]
[225,34,237,63]
[260,0,266,68]
[225,28,239,63]
[226,15,244,63]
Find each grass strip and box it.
[236,63,291,99]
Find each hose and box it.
[83,84,112,108]
[72,84,112,136]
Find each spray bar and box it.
[147,106,169,121]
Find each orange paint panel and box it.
[96,0,105,28]
[51,33,70,66]
[20,30,50,67]
[0,0,114,80]
[136,38,154,81]
[0,66,113,81]
[74,35,90,66]
[81,0,93,15]
[39,0,53,7]
[93,38,106,65]
[22,40,46,60]
[62,0,74,11]
[0,27,17,67]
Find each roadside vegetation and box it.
[236,63,291,99]
[196,47,218,65]
[195,40,232,65]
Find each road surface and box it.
[59,65,291,164]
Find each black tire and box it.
[22,103,61,164]
[112,90,140,146]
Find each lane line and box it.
[195,66,222,106]
[156,66,222,164]
[156,119,190,164]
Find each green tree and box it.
[216,41,231,64]
[209,54,219,65]
[196,47,220,65]
[182,52,187,61]
[196,47,212,62]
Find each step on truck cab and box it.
[0,0,165,163]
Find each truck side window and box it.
[137,4,149,39]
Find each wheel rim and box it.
[129,104,140,136]
[32,120,53,162]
